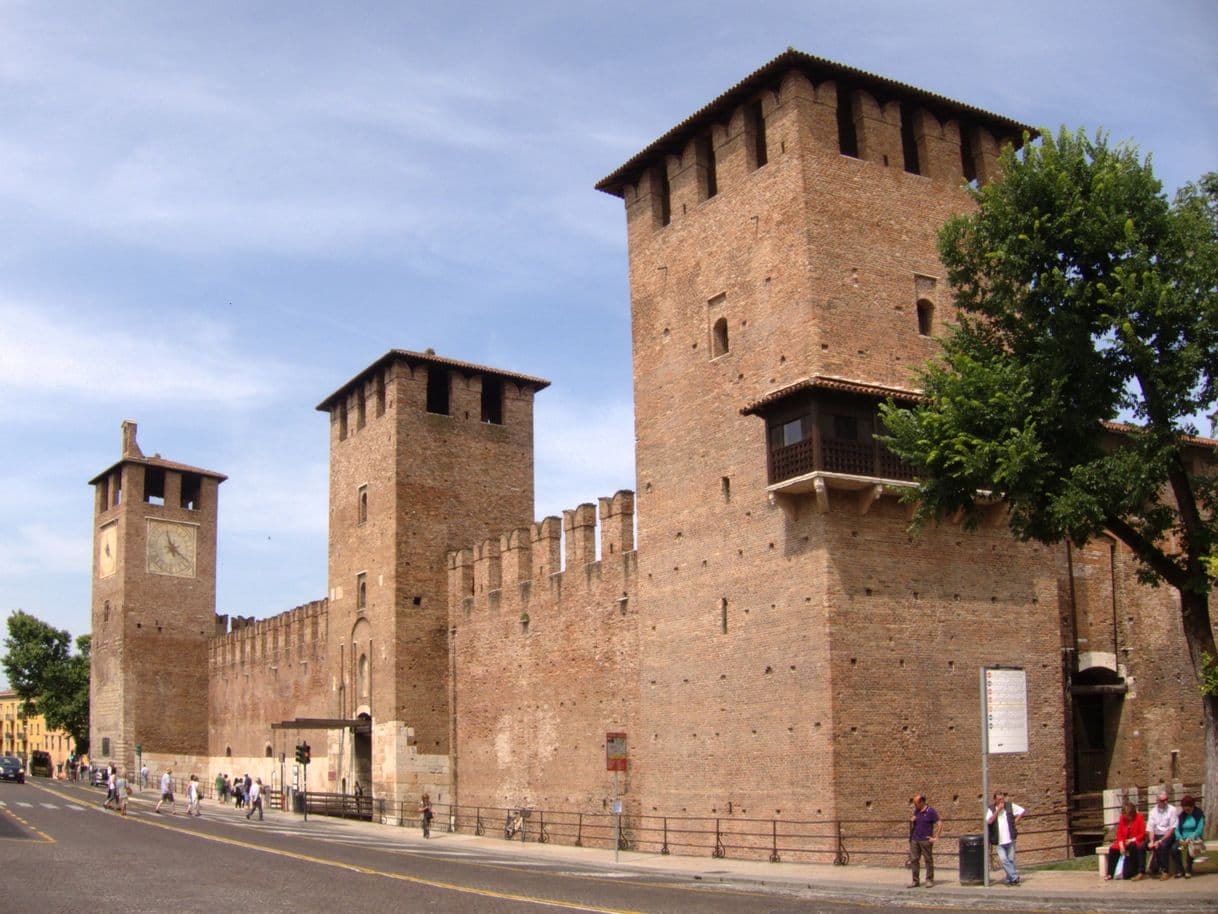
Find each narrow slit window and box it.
[375,372,386,417]
[356,384,367,430]
[900,103,920,175]
[658,166,671,226]
[917,299,934,336]
[836,84,859,157]
[698,132,717,199]
[338,401,348,440]
[143,467,165,505]
[960,126,977,184]
[480,376,503,424]
[357,485,368,525]
[747,99,767,169]
[426,368,450,415]
[712,317,729,357]
[180,473,201,510]
[356,572,367,610]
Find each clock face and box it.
[146,520,197,578]
[98,524,117,578]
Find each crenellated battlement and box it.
[597,50,1030,233]
[448,490,637,619]
[208,599,329,670]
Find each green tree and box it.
[38,635,90,755]
[880,131,1218,827]
[2,611,90,757]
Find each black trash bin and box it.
[958,834,985,885]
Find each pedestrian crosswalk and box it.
[1,799,89,812]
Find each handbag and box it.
[1188,838,1207,859]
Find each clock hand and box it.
[166,534,181,558]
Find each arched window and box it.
[225,746,232,757]
[265,744,273,758]
[916,299,934,336]
[358,653,369,701]
[712,317,729,357]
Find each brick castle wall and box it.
[449,491,639,812]
[208,601,330,759]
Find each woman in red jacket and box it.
[1105,800,1148,880]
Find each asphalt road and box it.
[0,779,1047,913]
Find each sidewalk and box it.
[138,788,1218,913]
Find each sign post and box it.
[606,732,627,863]
[980,667,1027,888]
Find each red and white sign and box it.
[606,732,627,771]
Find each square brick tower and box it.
[316,350,548,804]
[598,51,1067,830]
[89,420,225,772]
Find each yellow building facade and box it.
[0,689,77,774]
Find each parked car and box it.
[90,765,111,787]
[0,756,25,783]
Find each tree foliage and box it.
[880,130,1218,819]
[2,611,90,753]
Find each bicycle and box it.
[503,806,530,840]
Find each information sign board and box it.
[606,731,628,771]
[984,667,1028,754]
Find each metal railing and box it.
[373,800,1164,867]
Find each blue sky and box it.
[2,0,1216,680]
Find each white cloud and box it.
[534,392,635,520]
[0,297,291,411]
[0,522,90,577]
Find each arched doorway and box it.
[354,711,372,792]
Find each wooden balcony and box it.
[769,435,914,486]
[766,434,916,512]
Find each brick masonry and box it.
[89,51,1212,859]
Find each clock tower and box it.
[88,420,225,771]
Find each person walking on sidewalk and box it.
[116,770,130,816]
[420,793,434,838]
[986,791,1025,885]
[155,768,175,815]
[245,777,264,821]
[908,794,941,888]
[186,774,202,817]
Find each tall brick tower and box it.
[316,350,548,804]
[89,420,225,771]
[597,51,1066,826]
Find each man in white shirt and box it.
[245,777,264,821]
[1146,792,1179,879]
[155,768,175,814]
[985,791,1025,885]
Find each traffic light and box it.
[302,743,311,765]
[294,743,305,765]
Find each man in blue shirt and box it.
[909,794,942,888]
